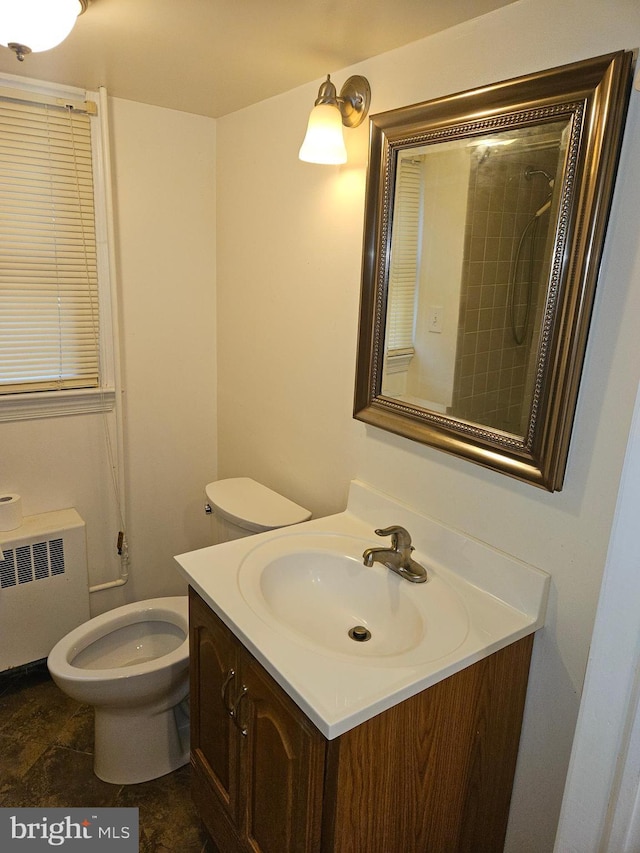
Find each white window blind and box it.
[0,91,99,395]
[386,157,422,354]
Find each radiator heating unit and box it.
[0,509,90,671]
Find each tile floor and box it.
[0,661,213,852]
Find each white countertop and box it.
[175,480,549,739]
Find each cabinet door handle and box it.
[231,685,249,736]
[221,668,236,716]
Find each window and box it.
[0,77,115,421]
[385,157,422,359]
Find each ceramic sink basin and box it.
[176,481,549,737]
[237,533,469,666]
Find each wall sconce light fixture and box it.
[0,0,88,62]
[299,74,371,165]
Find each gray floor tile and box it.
[0,664,209,851]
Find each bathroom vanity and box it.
[176,480,549,853]
[190,587,533,853]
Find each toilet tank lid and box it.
[205,478,311,531]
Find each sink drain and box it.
[348,625,371,642]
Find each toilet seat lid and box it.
[205,478,311,532]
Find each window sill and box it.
[384,350,414,374]
[0,387,116,423]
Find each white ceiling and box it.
[0,0,516,118]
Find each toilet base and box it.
[94,701,190,784]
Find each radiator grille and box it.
[0,538,65,589]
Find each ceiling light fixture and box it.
[299,74,371,165]
[0,0,88,62]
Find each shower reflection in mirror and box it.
[382,121,569,436]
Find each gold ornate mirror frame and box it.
[354,51,634,491]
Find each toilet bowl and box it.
[48,479,310,786]
[47,596,189,785]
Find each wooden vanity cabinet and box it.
[189,587,325,853]
[189,587,534,853]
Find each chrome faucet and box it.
[362,525,427,583]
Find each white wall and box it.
[410,147,468,406]
[106,98,218,608]
[216,1,640,849]
[216,95,365,517]
[555,378,640,851]
[0,97,218,616]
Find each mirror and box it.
[354,51,633,491]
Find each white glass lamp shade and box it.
[0,0,82,54]
[299,103,348,165]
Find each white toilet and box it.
[47,479,310,785]
[205,476,311,542]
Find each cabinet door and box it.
[239,654,325,853]
[189,590,241,826]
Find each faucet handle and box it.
[374,525,413,553]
